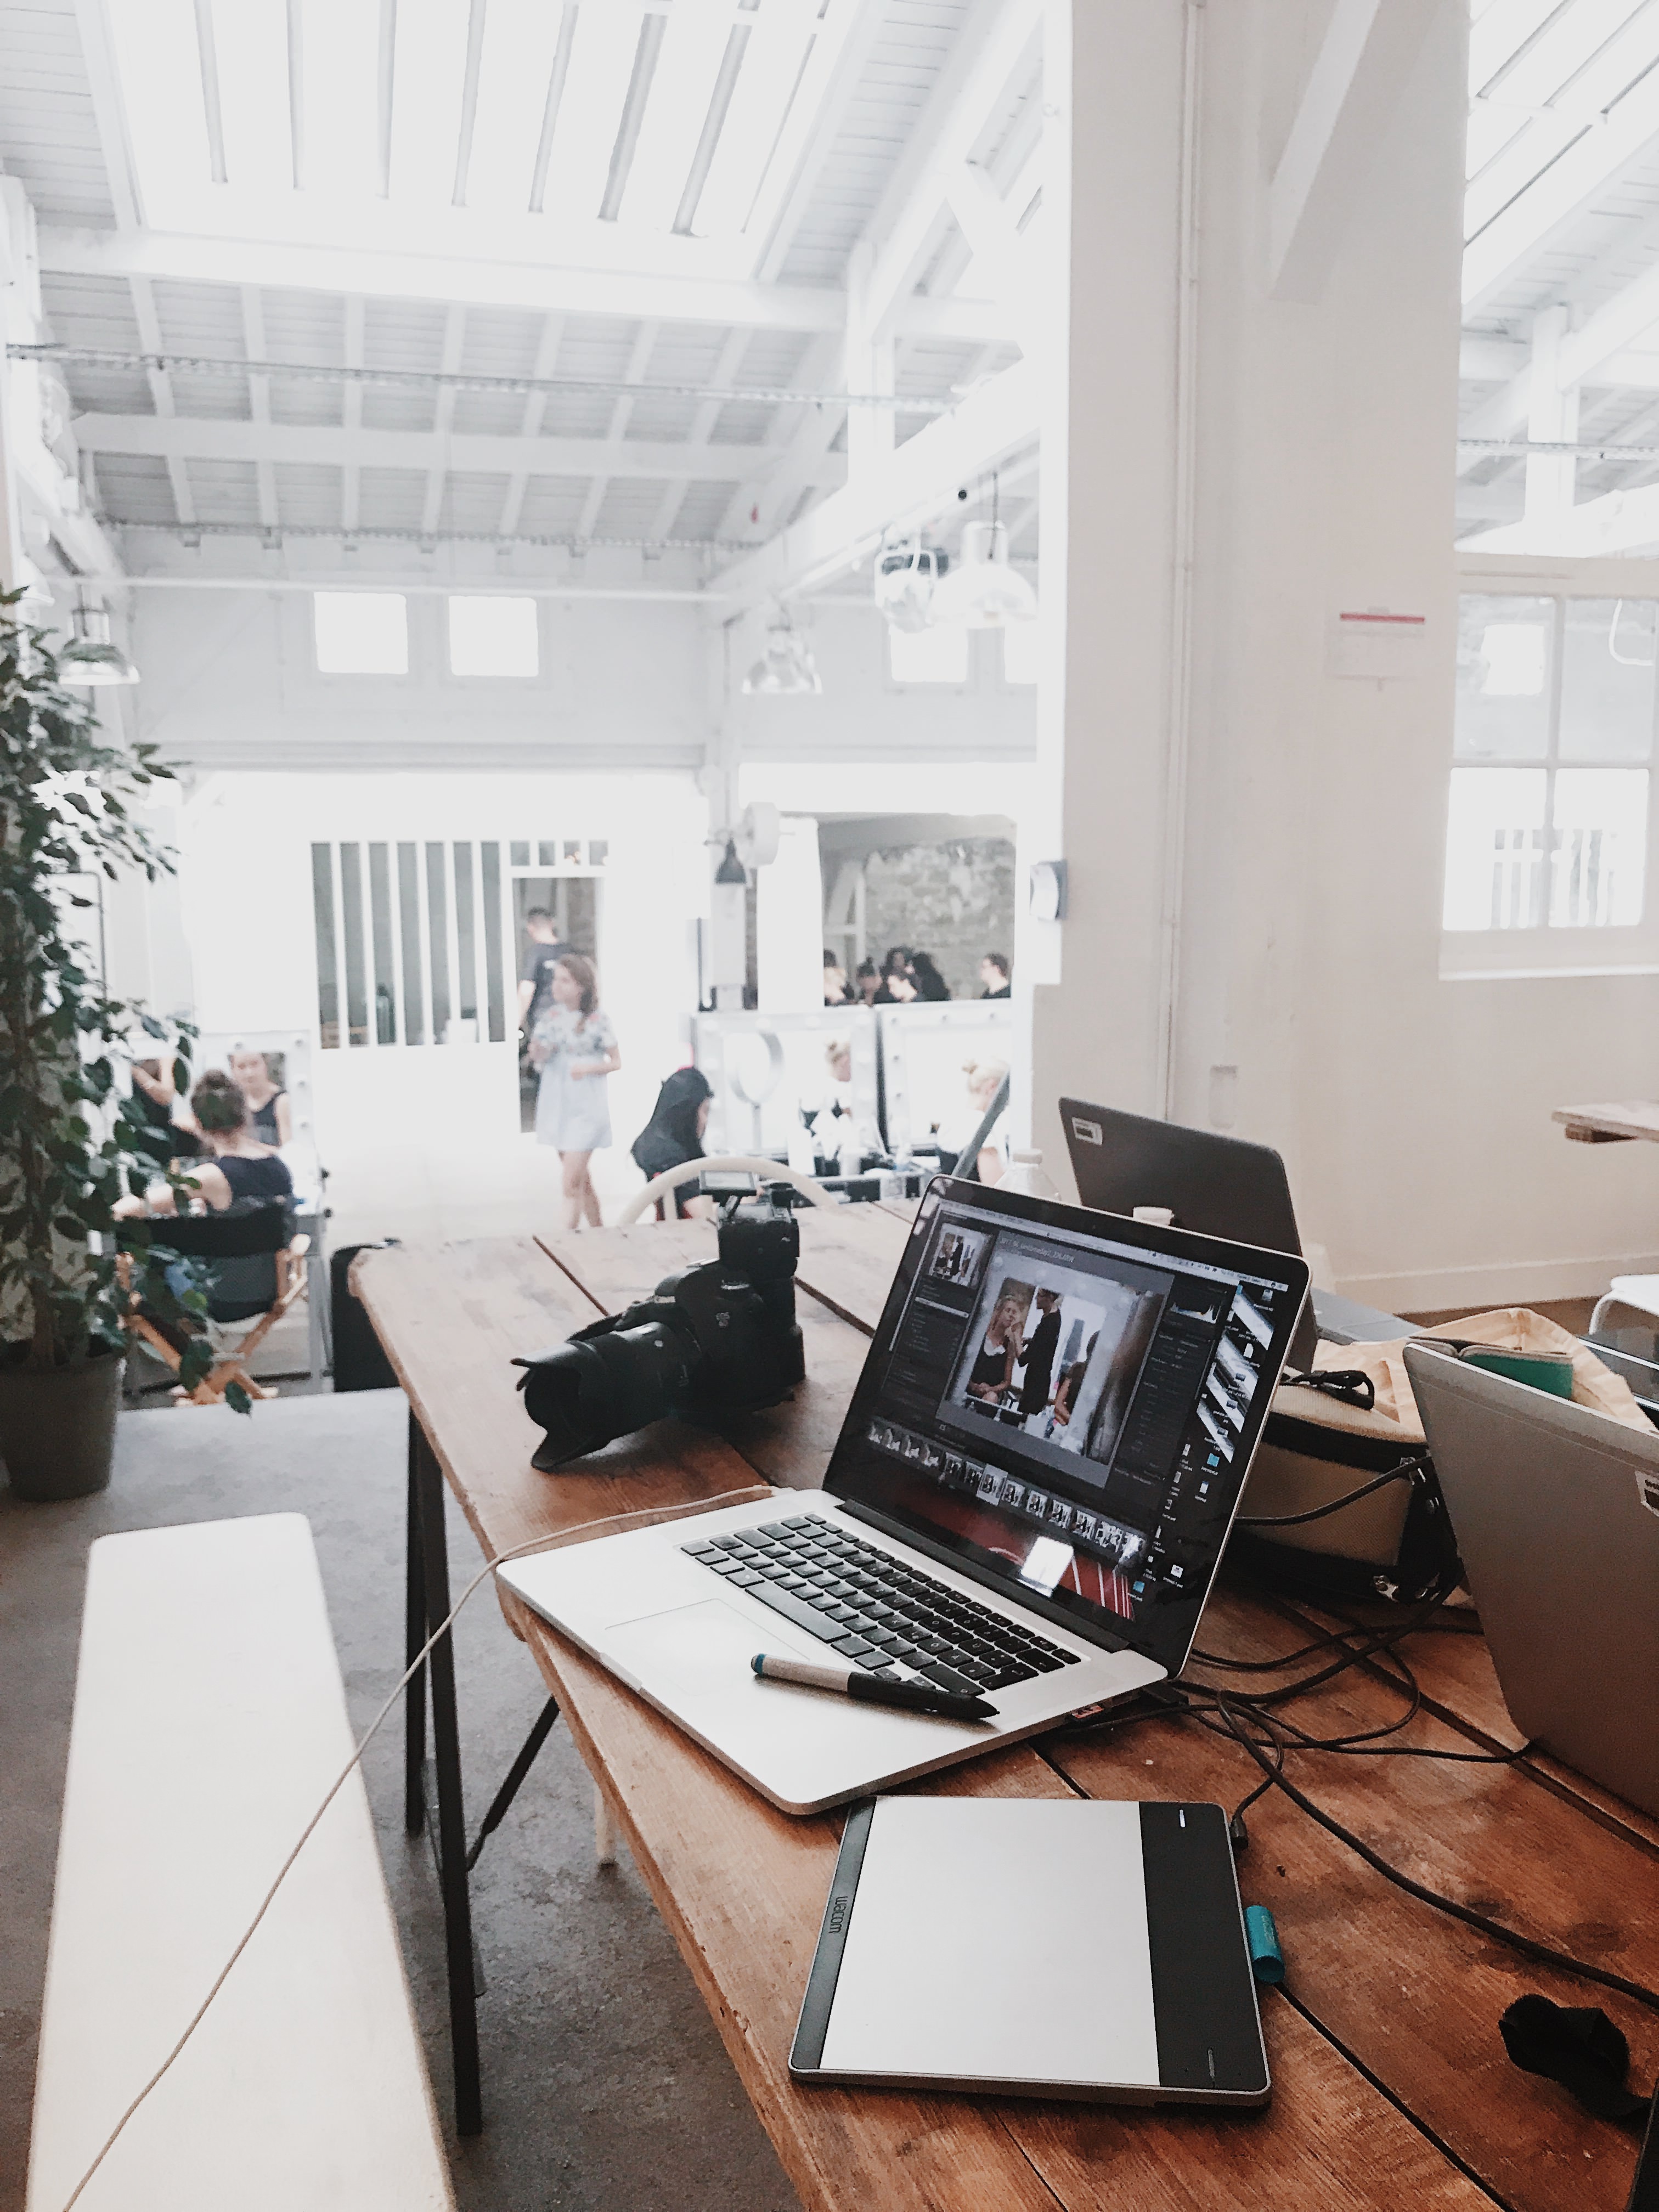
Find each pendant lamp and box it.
[742,617,821,696]
[58,605,140,687]
[928,519,1036,630]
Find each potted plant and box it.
[0,590,219,1501]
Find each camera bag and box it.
[1229,1307,1650,1605]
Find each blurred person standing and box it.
[854,959,882,1006]
[980,952,1011,999]
[517,907,576,1036]
[911,951,951,1002]
[823,950,851,1006]
[229,1047,292,1148]
[531,953,620,1234]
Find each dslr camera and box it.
[516,1187,805,1470]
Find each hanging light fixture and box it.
[742,614,821,696]
[714,838,748,885]
[58,604,140,687]
[929,478,1037,630]
[874,536,948,633]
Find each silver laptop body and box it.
[503,1177,1309,1814]
[1404,1342,1659,1819]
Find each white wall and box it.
[1032,0,1659,1312]
[131,588,712,774]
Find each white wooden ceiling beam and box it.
[749,0,890,283]
[126,276,195,526]
[421,306,467,538]
[709,356,1038,608]
[497,313,566,538]
[1463,72,1659,314]
[239,286,279,529]
[72,412,849,488]
[574,319,661,542]
[38,224,1005,342]
[858,0,1043,340]
[1267,0,1443,302]
[341,295,364,534]
[1459,474,1659,557]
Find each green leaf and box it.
[224,1381,254,1416]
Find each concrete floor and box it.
[0,1390,798,2212]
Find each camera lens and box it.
[523,1317,697,1468]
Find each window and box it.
[447,595,539,677]
[1001,621,1041,686]
[313,592,409,675]
[888,624,969,685]
[1443,595,1654,956]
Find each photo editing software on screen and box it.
[828,1192,1299,1667]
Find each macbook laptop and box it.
[1404,1342,1659,1819]
[1060,1098,1317,1369]
[499,1176,1309,1814]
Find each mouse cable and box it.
[1169,1685,1659,2019]
[54,1485,768,2212]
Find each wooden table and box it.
[355,1209,1659,2212]
[1555,1101,1659,1144]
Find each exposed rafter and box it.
[1463,69,1659,314]
[70,412,851,490]
[858,0,1042,340]
[37,223,1006,342]
[710,357,1039,609]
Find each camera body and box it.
[517,1192,805,1470]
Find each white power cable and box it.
[57,1484,765,2212]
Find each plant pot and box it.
[0,1351,123,1501]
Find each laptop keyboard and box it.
[681,1513,1081,1699]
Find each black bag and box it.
[330,1242,400,1393]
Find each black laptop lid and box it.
[825,1177,1309,1679]
[1059,1099,1315,1370]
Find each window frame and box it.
[1443,555,1659,979]
[444,594,543,681]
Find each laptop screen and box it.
[825,1178,1308,1675]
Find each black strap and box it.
[1282,1368,1376,1412]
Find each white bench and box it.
[27,1515,455,2212]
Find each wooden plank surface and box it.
[359,1224,1659,2212]
[1553,1100,1659,1143]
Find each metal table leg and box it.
[405,1425,426,1838]
[409,1410,483,2136]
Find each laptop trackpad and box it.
[602,1598,978,1808]
[605,1596,817,1690]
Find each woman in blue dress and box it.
[529,953,620,1232]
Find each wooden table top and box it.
[1554,1100,1659,1143]
[354,1209,1659,2212]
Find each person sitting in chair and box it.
[117,1071,293,1217]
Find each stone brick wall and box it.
[857,838,1015,999]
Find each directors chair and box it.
[120,1203,311,1406]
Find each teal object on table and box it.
[1245,1905,1285,1985]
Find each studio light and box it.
[874,538,948,633]
[58,605,140,687]
[742,618,821,696]
[928,520,1036,631]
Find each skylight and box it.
[106,0,840,253]
[448,597,540,678]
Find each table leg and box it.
[1629,2091,1659,2211]
[404,1420,426,1838]
[411,1415,484,2137]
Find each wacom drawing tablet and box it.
[790,1796,1269,2106]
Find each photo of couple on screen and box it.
[947,1260,1164,1475]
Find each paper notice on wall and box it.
[1330,608,1427,680]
